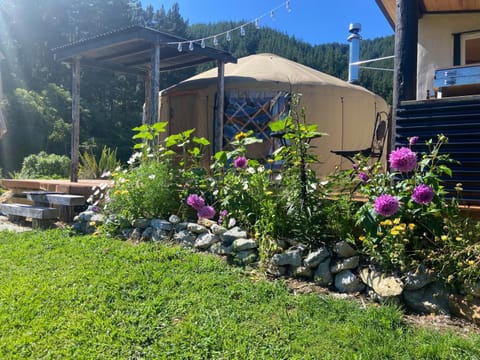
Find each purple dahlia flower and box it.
[412,184,434,205]
[409,136,419,146]
[374,194,400,217]
[234,156,248,169]
[389,147,417,173]
[198,205,216,219]
[358,172,369,184]
[187,194,205,211]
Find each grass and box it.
[0,229,479,359]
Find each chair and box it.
[330,110,390,163]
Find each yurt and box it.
[159,53,389,177]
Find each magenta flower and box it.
[409,136,419,146]
[234,156,248,169]
[358,172,369,184]
[352,163,358,171]
[198,205,216,219]
[374,194,400,217]
[187,194,205,211]
[412,184,434,205]
[389,147,417,173]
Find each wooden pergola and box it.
[53,25,237,182]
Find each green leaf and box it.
[132,124,149,132]
[193,136,210,146]
[151,121,168,133]
[132,132,153,140]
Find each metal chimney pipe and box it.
[348,23,362,84]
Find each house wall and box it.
[417,13,480,100]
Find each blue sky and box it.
[142,0,393,45]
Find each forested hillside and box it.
[0,0,393,174]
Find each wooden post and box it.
[71,57,81,183]
[144,68,151,125]
[215,60,225,153]
[150,44,160,124]
[391,0,418,151]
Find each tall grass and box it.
[0,230,478,359]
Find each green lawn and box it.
[0,229,478,359]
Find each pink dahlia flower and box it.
[187,194,205,211]
[234,156,248,169]
[374,194,400,217]
[198,205,216,219]
[389,147,417,173]
[412,184,434,205]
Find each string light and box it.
[286,0,291,12]
[170,0,292,52]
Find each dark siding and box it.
[396,97,480,205]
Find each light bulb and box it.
[177,42,182,52]
[213,36,218,46]
[201,39,206,48]
[240,26,245,37]
[286,0,292,12]
[226,31,231,42]
[189,41,194,51]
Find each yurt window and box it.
[222,90,289,161]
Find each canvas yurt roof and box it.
[159,53,389,177]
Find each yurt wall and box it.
[159,54,389,177]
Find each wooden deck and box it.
[0,179,112,198]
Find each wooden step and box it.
[0,203,59,219]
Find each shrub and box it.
[17,151,70,179]
[79,146,120,179]
[353,134,468,272]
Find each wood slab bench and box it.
[25,191,85,222]
[0,203,59,229]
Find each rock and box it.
[130,228,142,241]
[234,249,258,266]
[233,238,257,252]
[267,264,287,277]
[465,281,480,299]
[141,227,154,241]
[304,247,330,268]
[367,289,402,306]
[221,227,248,245]
[275,238,289,250]
[152,229,170,242]
[211,224,228,235]
[132,218,150,229]
[335,270,365,293]
[175,222,189,232]
[173,230,196,247]
[403,281,450,315]
[271,249,302,267]
[78,210,95,222]
[208,242,233,256]
[187,223,209,234]
[291,266,313,279]
[334,240,357,258]
[330,256,360,274]
[168,214,181,224]
[198,218,216,228]
[359,268,404,297]
[448,294,480,325]
[314,258,333,287]
[121,228,134,240]
[151,219,173,232]
[90,213,105,224]
[403,265,437,291]
[194,232,220,250]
